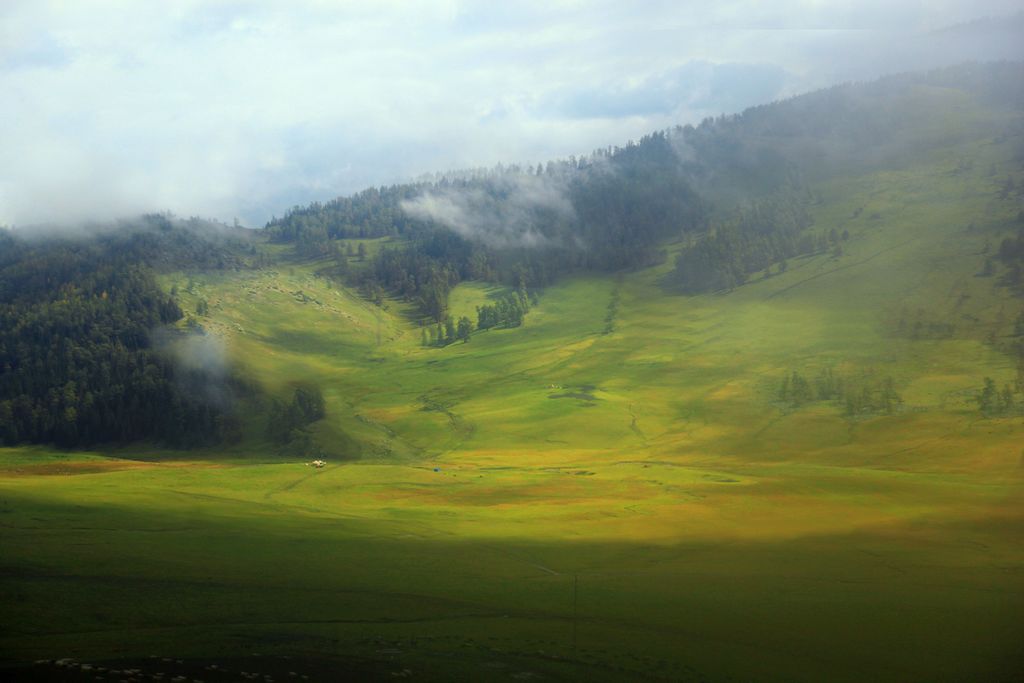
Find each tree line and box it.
[418,287,535,347]
[476,288,535,331]
[779,368,903,416]
[976,377,1018,417]
[422,316,474,347]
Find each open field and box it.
[2,135,1024,680]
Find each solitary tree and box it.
[1000,384,1015,414]
[456,316,473,343]
[977,377,998,416]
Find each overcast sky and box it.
[2,1,1022,229]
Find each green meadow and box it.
[2,134,1023,680]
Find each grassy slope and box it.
[2,111,1024,680]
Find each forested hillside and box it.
[267,63,1024,307]
[0,216,255,447]
[267,129,708,320]
[3,63,1022,450]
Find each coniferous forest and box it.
[268,64,1024,308]
[0,217,253,447]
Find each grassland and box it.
[2,131,1024,680]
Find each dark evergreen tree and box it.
[977,377,998,416]
[456,316,473,343]
[266,384,326,447]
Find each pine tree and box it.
[881,376,900,414]
[1000,384,1015,414]
[977,377,998,416]
[456,316,473,343]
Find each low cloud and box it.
[2,2,1022,229]
[545,61,792,120]
[402,173,576,248]
[152,328,232,408]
